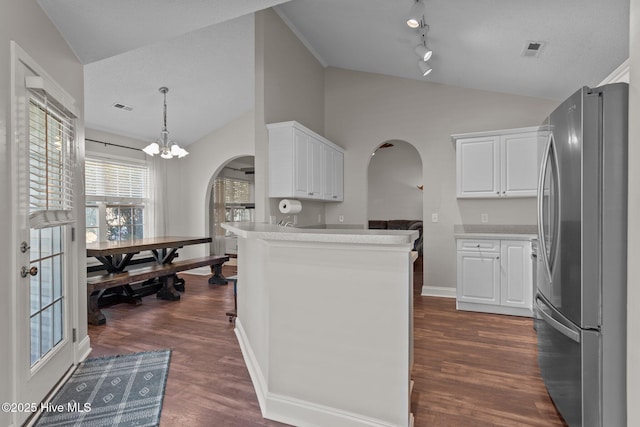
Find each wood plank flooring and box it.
[88,261,567,426]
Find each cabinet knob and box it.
[476,244,481,248]
[496,191,499,194]
[502,191,506,194]
[496,256,500,260]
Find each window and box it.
[85,156,149,243]
[213,177,253,224]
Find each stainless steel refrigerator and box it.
[535,83,628,427]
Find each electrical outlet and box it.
[481,213,489,223]
[338,215,344,223]
[269,215,276,225]
[431,213,438,223]
[293,215,298,225]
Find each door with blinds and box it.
[13,50,77,424]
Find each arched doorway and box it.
[367,140,423,274]
[207,156,255,258]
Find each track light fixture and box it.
[406,0,425,29]
[410,16,433,77]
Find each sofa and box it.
[368,219,423,254]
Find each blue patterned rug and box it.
[35,349,171,427]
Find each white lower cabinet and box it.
[456,237,533,317]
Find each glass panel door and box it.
[29,226,65,367]
[12,51,76,426]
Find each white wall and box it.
[628,0,640,423]
[255,9,327,227]
[165,110,255,259]
[323,68,558,290]
[367,141,423,222]
[0,2,84,426]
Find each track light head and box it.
[406,0,424,28]
[415,44,432,61]
[418,60,432,76]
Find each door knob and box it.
[21,266,38,278]
[20,241,30,253]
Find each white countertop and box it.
[222,222,419,245]
[455,232,538,240]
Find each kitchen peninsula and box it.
[222,222,419,427]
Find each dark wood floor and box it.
[88,261,567,427]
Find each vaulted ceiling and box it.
[37,0,629,146]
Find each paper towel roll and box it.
[279,199,302,214]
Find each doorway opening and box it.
[207,156,255,261]
[367,140,423,278]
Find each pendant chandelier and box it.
[142,87,188,159]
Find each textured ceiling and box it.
[36,0,629,146]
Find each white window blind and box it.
[214,177,250,203]
[85,157,149,202]
[28,87,76,228]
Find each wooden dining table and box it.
[86,236,219,301]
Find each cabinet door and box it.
[500,240,533,310]
[293,129,309,198]
[322,147,344,201]
[307,137,323,199]
[456,137,500,197]
[501,132,539,197]
[333,149,344,201]
[322,145,335,200]
[456,251,501,304]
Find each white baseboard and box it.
[456,301,533,318]
[421,286,456,298]
[234,319,268,413]
[76,335,92,362]
[234,319,406,427]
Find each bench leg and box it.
[88,289,107,326]
[208,263,228,285]
[174,274,186,292]
[157,275,181,301]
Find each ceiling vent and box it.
[521,41,545,58]
[112,102,134,111]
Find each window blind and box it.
[221,177,250,204]
[85,156,149,202]
[28,88,76,228]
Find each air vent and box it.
[112,102,134,111]
[521,41,545,58]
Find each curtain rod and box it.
[85,138,141,152]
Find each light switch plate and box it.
[431,213,438,223]
[481,213,489,223]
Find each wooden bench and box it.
[87,255,229,325]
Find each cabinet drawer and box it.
[457,239,500,252]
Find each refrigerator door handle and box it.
[535,297,581,343]
[537,133,553,283]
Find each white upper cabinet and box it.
[268,121,344,202]
[452,127,545,198]
[322,144,344,201]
